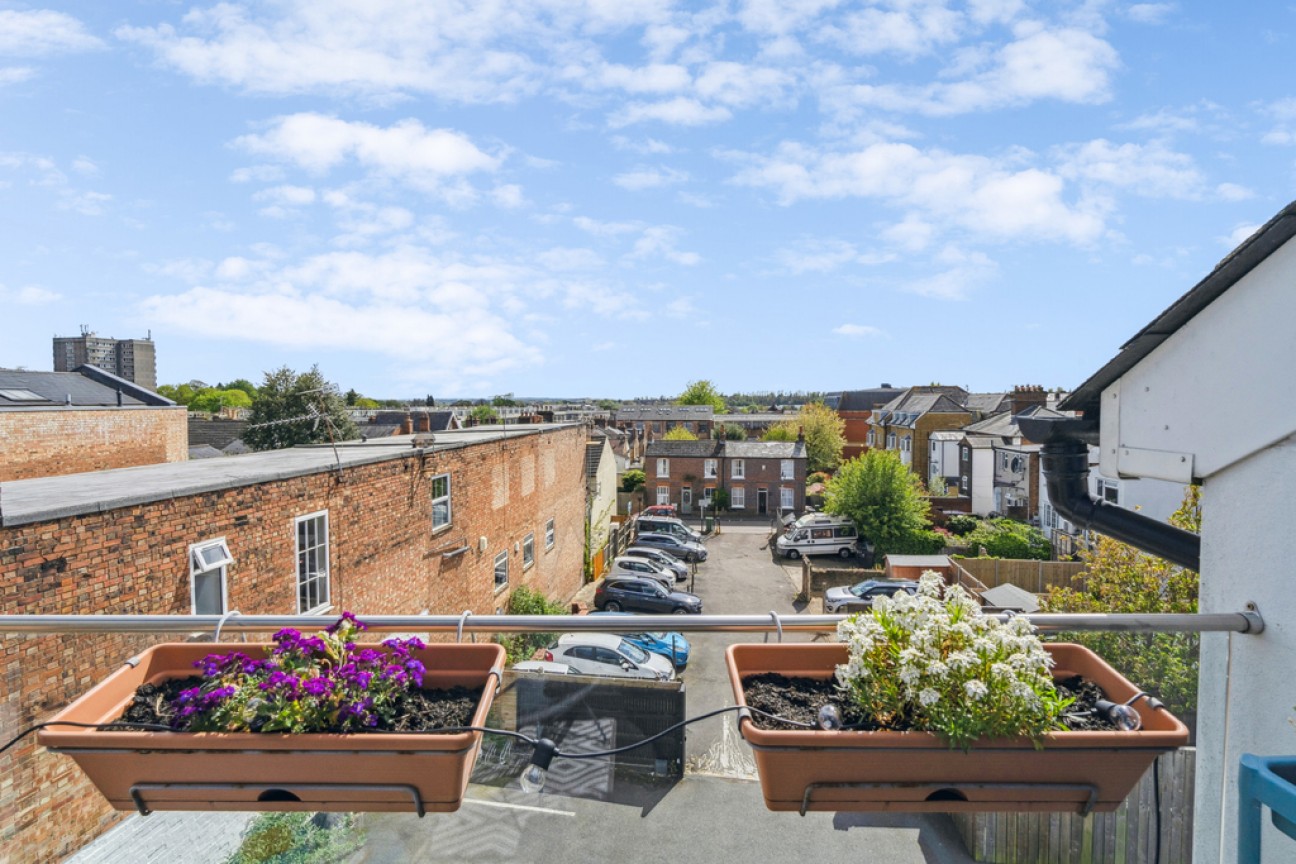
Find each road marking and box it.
[464,798,577,817]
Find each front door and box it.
[757,488,768,515]
[681,486,692,515]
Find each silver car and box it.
[621,546,689,581]
[824,579,920,615]
[543,633,676,681]
[632,532,707,563]
[607,556,674,588]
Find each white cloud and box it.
[0,10,102,55]
[537,247,603,271]
[1126,4,1175,24]
[234,114,499,187]
[0,67,34,85]
[491,184,525,208]
[1055,139,1205,198]
[694,61,794,108]
[609,98,732,128]
[833,323,883,338]
[573,216,640,236]
[0,283,61,305]
[664,296,698,318]
[613,165,688,191]
[775,238,861,273]
[881,215,935,251]
[831,25,1119,116]
[730,140,1107,244]
[817,3,965,58]
[902,247,996,300]
[629,226,701,265]
[611,136,677,155]
[1260,98,1296,146]
[1222,222,1261,249]
[595,63,690,94]
[254,185,317,206]
[1215,183,1254,202]
[230,164,286,184]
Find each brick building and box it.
[52,331,157,390]
[0,366,185,482]
[611,405,714,440]
[0,423,588,863]
[644,438,807,517]
[834,386,904,461]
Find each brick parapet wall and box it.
[0,424,587,863]
[0,407,188,482]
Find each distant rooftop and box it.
[0,366,173,410]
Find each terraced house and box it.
[644,438,807,517]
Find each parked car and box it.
[633,532,707,563]
[633,516,703,543]
[543,633,676,681]
[621,546,689,581]
[776,516,860,559]
[588,611,691,669]
[823,579,920,614]
[607,556,674,588]
[593,576,703,615]
[642,504,679,518]
[512,661,574,675]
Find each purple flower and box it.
[326,611,368,634]
[302,676,332,697]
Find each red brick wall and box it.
[0,424,587,863]
[839,410,873,461]
[0,407,188,482]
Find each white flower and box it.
[918,688,940,707]
[964,680,988,700]
[926,660,949,678]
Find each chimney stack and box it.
[1010,384,1047,416]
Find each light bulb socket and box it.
[530,737,557,772]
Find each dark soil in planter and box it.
[742,672,1123,732]
[114,678,484,733]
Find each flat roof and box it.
[0,424,579,527]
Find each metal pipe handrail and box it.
[0,609,1264,636]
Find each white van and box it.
[776,516,859,559]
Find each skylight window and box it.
[0,389,46,402]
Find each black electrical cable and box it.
[0,721,176,756]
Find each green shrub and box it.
[226,813,362,864]
[620,469,645,493]
[496,586,566,664]
[807,472,829,486]
[964,518,1050,560]
[944,514,979,536]
[885,530,946,555]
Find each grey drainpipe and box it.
[1017,416,1200,572]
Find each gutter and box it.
[1017,416,1200,572]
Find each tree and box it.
[1039,487,1201,716]
[620,469,646,493]
[596,399,619,411]
[824,450,934,557]
[219,379,259,400]
[677,379,726,412]
[242,366,358,452]
[713,422,747,440]
[663,424,698,441]
[189,388,253,414]
[424,394,436,407]
[470,405,499,424]
[763,402,845,473]
[491,393,518,407]
[157,383,197,405]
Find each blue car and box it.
[588,611,691,669]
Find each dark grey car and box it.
[594,577,703,614]
[632,532,707,563]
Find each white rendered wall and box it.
[1194,433,1296,862]
[970,449,995,516]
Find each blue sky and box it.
[1,2,1292,400]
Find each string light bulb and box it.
[817,703,842,731]
[520,738,557,793]
[1095,699,1142,732]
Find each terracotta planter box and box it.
[38,641,505,816]
[726,642,1188,815]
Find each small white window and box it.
[295,511,330,614]
[657,457,670,478]
[494,550,509,589]
[545,518,555,549]
[703,486,714,501]
[431,474,451,531]
[704,459,717,478]
[732,459,745,479]
[523,533,535,569]
[657,485,670,505]
[731,486,746,508]
[780,486,794,510]
[189,539,230,616]
[780,459,794,480]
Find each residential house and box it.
[0,366,185,482]
[712,412,789,440]
[1036,200,1296,860]
[356,409,461,439]
[835,385,905,460]
[0,423,589,862]
[869,386,972,480]
[644,438,807,517]
[612,405,714,441]
[585,435,618,579]
[927,430,963,493]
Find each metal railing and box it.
[0,606,1265,637]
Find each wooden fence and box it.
[952,749,1195,864]
[956,557,1088,594]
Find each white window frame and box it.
[657,457,670,478]
[189,539,230,615]
[522,533,535,569]
[887,433,897,449]
[494,550,509,590]
[545,518,555,549]
[780,486,794,510]
[703,486,715,501]
[294,511,331,614]
[731,486,746,509]
[704,459,717,479]
[657,485,671,505]
[431,473,452,532]
[867,430,875,446]
[780,459,794,481]
[732,459,745,479]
